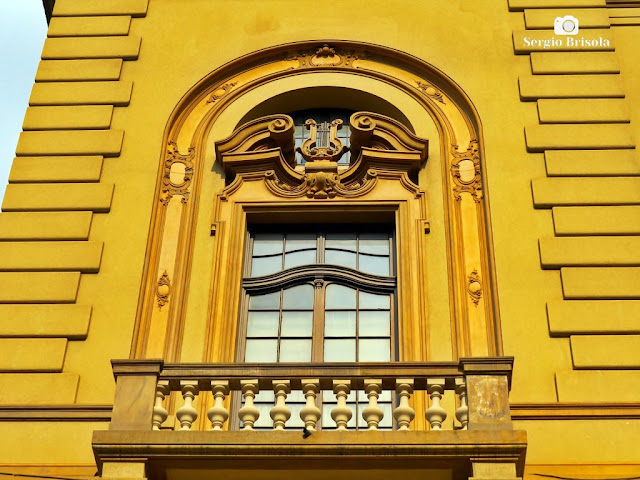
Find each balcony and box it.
[92,358,526,480]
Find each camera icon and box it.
[554,15,579,35]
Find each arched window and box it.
[239,226,396,430]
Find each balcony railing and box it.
[93,358,526,480]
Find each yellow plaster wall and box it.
[1,0,639,470]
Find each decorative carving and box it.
[216,114,296,165]
[451,140,482,203]
[298,119,348,163]
[284,43,365,69]
[160,142,195,205]
[206,82,238,104]
[216,111,428,200]
[467,269,482,306]
[415,80,445,104]
[264,168,377,200]
[156,270,171,309]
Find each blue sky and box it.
[0,2,48,202]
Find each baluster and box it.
[270,380,291,430]
[152,381,170,430]
[300,379,321,431]
[426,379,447,430]
[455,379,469,430]
[176,381,198,430]
[238,380,260,430]
[362,379,384,430]
[207,381,230,431]
[393,379,415,431]
[331,380,352,431]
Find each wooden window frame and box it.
[235,225,398,364]
[232,224,398,431]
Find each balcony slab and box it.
[93,429,527,480]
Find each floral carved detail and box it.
[450,140,482,203]
[264,168,378,200]
[467,269,482,306]
[284,44,365,69]
[206,82,238,104]
[160,142,196,206]
[415,80,445,104]
[156,270,171,310]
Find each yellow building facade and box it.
[1,0,639,479]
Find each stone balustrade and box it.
[107,357,514,433]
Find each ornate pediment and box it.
[215,111,428,199]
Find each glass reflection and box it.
[359,291,391,309]
[358,254,389,276]
[251,255,283,276]
[283,284,314,309]
[324,339,356,362]
[253,233,283,256]
[325,284,356,309]
[249,290,280,309]
[246,311,279,337]
[245,339,278,362]
[324,311,356,337]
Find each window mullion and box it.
[311,280,326,362]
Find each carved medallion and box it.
[451,140,482,203]
[160,142,196,206]
[467,269,482,306]
[206,82,238,104]
[415,80,445,104]
[284,43,365,69]
[156,271,171,309]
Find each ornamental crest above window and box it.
[215,111,428,199]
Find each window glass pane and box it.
[281,311,313,337]
[325,233,357,251]
[247,311,279,337]
[324,311,356,337]
[252,233,283,256]
[254,390,275,402]
[324,339,356,362]
[358,339,390,362]
[284,250,316,269]
[321,405,333,428]
[358,254,389,276]
[245,339,278,362]
[379,403,393,428]
[249,291,280,309]
[287,404,305,428]
[288,390,305,403]
[325,284,356,309]
[359,233,390,255]
[359,291,391,309]
[251,255,282,276]
[285,233,316,251]
[251,404,273,428]
[359,310,390,337]
[280,339,311,362]
[282,284,314,309]
[325,249,357,269]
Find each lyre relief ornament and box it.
[297,118,349,199]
